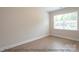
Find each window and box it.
[54,12,78,30]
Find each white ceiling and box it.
[44,7,64,12]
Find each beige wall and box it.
[49,7,79,41]
[0,7,49,50]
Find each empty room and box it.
[0,7,79,52]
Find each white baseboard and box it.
[0,34,49,52]
[51,34,79,41]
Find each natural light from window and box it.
[54,12,78,30]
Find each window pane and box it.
[54,12,77,30]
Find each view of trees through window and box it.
[54,12,77,30]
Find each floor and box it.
[4,36,79,52]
